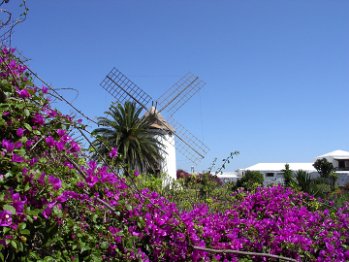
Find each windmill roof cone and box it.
[146,106,175,133]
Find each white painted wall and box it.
[157,132,177,181]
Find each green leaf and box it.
[80,243,90,253]
[3,204,16,214]
[15,148,26,156]
[24,108,30,117]
[20,136,28,144]
[19,223,26,230]
[26,215,33,223]
[20,229,30,235]
[3,227,11,234]
[100,242,109,249]
[24,183,31,191]
[33,130,41,135]
[24,123,32,132]
[10,240,17,249]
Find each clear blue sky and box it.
[7,0,349,172]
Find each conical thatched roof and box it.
[145,107,175,133]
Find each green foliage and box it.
[329,188,349,208]
[161,171,237,212]
[313,158,337,191]
[313,158,334,179]
[293,170,332,198]
[235,171,264,191]
[134,173,167,194]
[294,170,313,194]
[166,180,238,212]
[282,164,293,187]
[91,102,164,174]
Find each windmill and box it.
[100,68,209,180]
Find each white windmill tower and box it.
[100,68,208,180]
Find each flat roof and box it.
[242,163,316,172]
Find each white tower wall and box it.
[159,133,177,181]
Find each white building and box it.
[216,171,241,184]
[238,150,349,186]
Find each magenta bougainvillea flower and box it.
[11,154,24,163]
[32,113,45,126]
[48,175,62,190]
[0,210,12,227]
[2,139,14,152]
[56,129,66,137]
[11,193,26,214]
[16,128,25,137]
[45,136,55,147]
[108,147,118,158]
[69,141,80,153]
[55,141,65,152]
[17,89,31,98]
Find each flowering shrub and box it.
[0,48,349,261]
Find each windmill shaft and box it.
[106,75,148,110]
[159,76,199,113]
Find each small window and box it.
[266,173,274,177]
[344,160,349,168]
[338,160,345,169]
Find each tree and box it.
[235,170,264,191]
[91,102,165,174]
[282,164,293,187]
[313,158,334,179]
[313,158,337,190]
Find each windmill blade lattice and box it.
[167,116,209,165]
[100,67,209,167]
[100,68,153,109]
[156,73,205,116]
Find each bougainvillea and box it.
[0,48,349,261]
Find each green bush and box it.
[235,170,264,191]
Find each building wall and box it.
[260,171,285,186]
[244,169,349,187]
[158,133,177,181]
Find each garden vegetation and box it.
[0,48,349,261]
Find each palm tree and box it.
[295,170,332,198]
[91,102,165,174]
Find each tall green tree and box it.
[313,158,337,190]
[313,158,334,179]
[282,164,293,187]
[91,102,165,174]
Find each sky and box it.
[3,0,349,173]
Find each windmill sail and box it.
[100,68,209,168]
[167,116,209,165]
[100,68,152,109]
[156,73,205,116]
